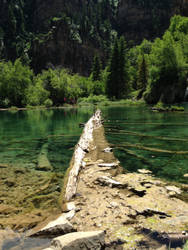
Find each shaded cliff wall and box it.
[31,0,188,74]
[0,0,187,74]
[117,0,188,43]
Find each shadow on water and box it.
[2,236,51,250]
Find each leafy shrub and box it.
[44,98,53,108]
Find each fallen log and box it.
[64,110,102,202]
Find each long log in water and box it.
[64,110,102,202]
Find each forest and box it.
[0,0,187,108]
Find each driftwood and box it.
[65,110,102,202]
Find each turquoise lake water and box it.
[102,104,188,184]
[0,104,188,184]
[0,107,93,173]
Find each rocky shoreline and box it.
[1,110,188,249]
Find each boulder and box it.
[51,231,105,250]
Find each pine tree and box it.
[106,38,119,99]
[137,54,148,91]
[106,37,129,99]
[117,36,129,99]
[91,55,102,81]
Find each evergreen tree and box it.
[106,37,129,99]
[91,55,102,81]
[106,38,119,99]
[117,36,129,99]
[137,54,148,91]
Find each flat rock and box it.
[138,169,152,174]
[98,162,118,168]
[51,231,105,250]
[103,147,113,153]
[30,214,75,237]
[165,186,182,194]
[66,202,76,212]
[95,176,126,188]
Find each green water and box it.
[0,104,188,184]
[0,107,93,173]
[101,103,188,184]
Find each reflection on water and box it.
[101,103,188,184]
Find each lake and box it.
[1,104,188,249]
[0,104,188,183]
[102,103,188,184]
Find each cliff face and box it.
[118,0,188,42]
[31,0,188,74]
[0,0,187,74]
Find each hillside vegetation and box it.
[0,0,187,74]
[0,1,187,107]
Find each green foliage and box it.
[44,98,53,108]
[78,95,109,105]
[91,55,102,81]
[0,59,107,108]
[183,241,188,250]
[26,77,49,106]
[144,28,187,104]
[153,101,184,112]
[106,37,130,99]
[136,54,148,99]
[0,59,33,107]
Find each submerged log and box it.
[106,129,188,142]
[115,144,188,155]
[36,142,53,171]
[65,110,102,202]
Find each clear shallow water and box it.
[0,104,188,185]
[101,103,188,184]
[0,107,93,173]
